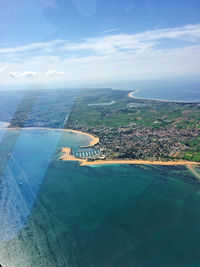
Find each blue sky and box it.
[0,0,200,88]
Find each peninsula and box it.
[3,88,200,166]
[64,88,200,165]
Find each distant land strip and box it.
[128,90,180,103]
[128,90,200,103]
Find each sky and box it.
[0,0,200,89]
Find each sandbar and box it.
[80,159,200,166]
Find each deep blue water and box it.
[133,81,200,102]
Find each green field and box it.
[66,89,200,161]
[67,89,200,129]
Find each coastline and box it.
[0,126,99,160]
[128,90,179,103]
[128,91,199,103]
[60,147,84,162]
[60,148,200,167]
[80,159,200,167]
[0,126,99,147]
[59,130,99,161]
[63,129,99,147]
[128,90,139,99]
[1,125,199,167]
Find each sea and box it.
[134,86,200,102]
[0,88,200,266]
[112,77,200,102]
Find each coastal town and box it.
[66,89,200,163]
[66,123,200,163]
[4,88,200,164]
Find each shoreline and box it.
[80,159,200,167]
[128,90,180,103]
[63,129,99,147]
[128,91,199,103]
[1,125,199,167]
[60,149,200,167]
[0,126,99,148]
[60,147,84,162]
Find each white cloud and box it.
[9,71,40,78]
[62,24,200,55]
[46,70,65,76]
[1,23,200,87]
[1,24,200,56]
[0,40,62,54]
[134,24,200,42]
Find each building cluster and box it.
[66,123,200,161]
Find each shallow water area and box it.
[0,128,91,242]
[0,129,200,266]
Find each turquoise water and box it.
[0,129,91,241]
[0,87,200,266]
[0,129,200,266]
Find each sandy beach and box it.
[127,91,192,103]
[59,129,99,160]
[0,126,99,161]
[60,147,84,162]
[1,125,199,168]
[128,90,170,102]
[128,91,139,99]
[63,129,99,146]
[22,127,99,147]
[60,147,200,167]
[128,91,172,102]
[0,126,99,147]
[80,159,200,166]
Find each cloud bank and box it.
[1,23,200,87]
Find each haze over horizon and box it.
[0,0,200,89]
